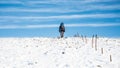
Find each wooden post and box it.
[95,34,97,51]
[81,35,84,42]
[101,48,103,54]
[85,36,87,44]
[110,55,112,62]
[92,35,94,48]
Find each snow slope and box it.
[0,37,120,68]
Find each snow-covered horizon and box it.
[0,37,120,68]
[0,35,120,39]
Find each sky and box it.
[0,0,120,38]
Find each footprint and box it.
[64,64,70,68]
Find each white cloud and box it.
[83,0,118,3]
[0,23,120,29]
[0,1,22,4]
[66,23,120,27]
[0,24,58,29]
[0,4,120,13]
[24,0,118,5]
[0,14,119,20]
[0,8,80,13]
[0,0,119,13]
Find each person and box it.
[59,22,65,38]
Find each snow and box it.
[0,37,120,68]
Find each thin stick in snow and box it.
[81,35,84,42]
[85,36,87,44]
[92,35,94,48]
[110,55,112,62]
[101,48,103,54]
[95,35,97,51]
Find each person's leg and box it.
[61,31,64,38]
[60,32,62,38]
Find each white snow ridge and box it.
[0,37,120,68]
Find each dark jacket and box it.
[59,23,65,32]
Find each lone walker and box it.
[59,22,65,38]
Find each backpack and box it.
[61,25,65,31]
[59,23,65,32]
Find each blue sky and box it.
[0,0,120,38]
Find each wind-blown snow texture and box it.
[0,37,120,68]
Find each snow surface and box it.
[0,37,120,68]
